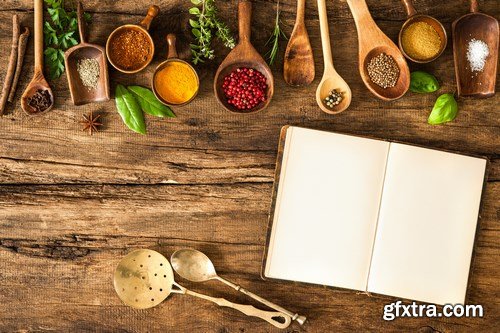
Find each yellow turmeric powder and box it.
[154,61,198,104]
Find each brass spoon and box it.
[21,0,54,115]
[114,249,291,329]
[315,0,351,114]
[283,0,315,86]
[171,248,306,325]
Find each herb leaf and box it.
[115,85,146,134]
[410,71,440,93]
[189,0,235,64]
[266,1,287,66]
[43,0,90,79]
[127,86,176,118]
[428,93,458,125]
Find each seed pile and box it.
[77,58,100,90]
[401,21,441,60]
[367,53,400,88]
[466,38,489,73]
[323,90,343,109]
[222,67,267,111]
[109,29,151,70]
[27,89,52,113]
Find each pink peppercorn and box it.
[222,67,268,110]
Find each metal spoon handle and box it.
[216,276,307,325]
[184,288,291,329]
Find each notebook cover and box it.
[260,125,489,304]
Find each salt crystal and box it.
[466,38,489,72]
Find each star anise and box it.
[80,112,103,135]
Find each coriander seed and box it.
[367,53,400,89]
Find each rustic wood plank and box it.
[0,182,498,332]
[0,9,498,184]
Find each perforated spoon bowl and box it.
[113,249,291,329]
[171,248,306,325]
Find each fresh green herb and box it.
[115,85,146,135]
[128,86,176,118]
[189,0,235,65]
[43,0,91,79]
[428,93,458,125]
[410,71,440,93]
[266,0,287,65]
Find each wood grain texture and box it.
[0,0,498,332]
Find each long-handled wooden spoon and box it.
[346,0,410,100]
[315,0,351,114]
[452,0,498,98]
[284,0,315,86]
[214,0,274,113]
[21,0,54,115]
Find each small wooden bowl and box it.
[152,34,199,106]
[106,5,159,74]
[398,0,447,64]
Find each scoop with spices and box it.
[108,29,151,71]
[401,21,441,61]
[367,53,400,89]
[77,58,100,90]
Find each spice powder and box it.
[154,61,198,104]
[401,21,441,61]
[109,28,151,71]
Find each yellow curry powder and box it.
[401,21,441,60]
[154,61,198,104]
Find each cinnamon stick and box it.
[0,15,20,115]
[8,27,30,103]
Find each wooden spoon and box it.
[21,0,54,115]
[315,0,351,114]
[452,0,498,98]
[398,0,447,63]
[214,0,274,114]
[64,2,110,105]
[284,0,315,86]
[346,0,410,101]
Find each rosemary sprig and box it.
[189,0,235,65]
[266,1,287,66]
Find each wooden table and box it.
[0,0,498,331]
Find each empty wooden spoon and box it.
[64,2,110,105]
[315,0,351,114]
[214,0,274,113]
[284,0,315,86]
[452,0,498,98]
[21,0,54,115]
[346,0,410,101]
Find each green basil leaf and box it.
[190,0,202,6]
[410,71,440,93]
[127,86,176,118]
[428,93,458,125]
[115,85,146,134]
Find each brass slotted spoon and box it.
[113,249,291,329]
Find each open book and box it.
[262,126,487,305]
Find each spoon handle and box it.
[34,0,44,71]
[216,276,307,325]
[184,288,292,329]
[317,0,333,71]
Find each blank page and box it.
[265,127,389,290]
[367,143,486,305]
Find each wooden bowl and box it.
[105,5,159,74]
